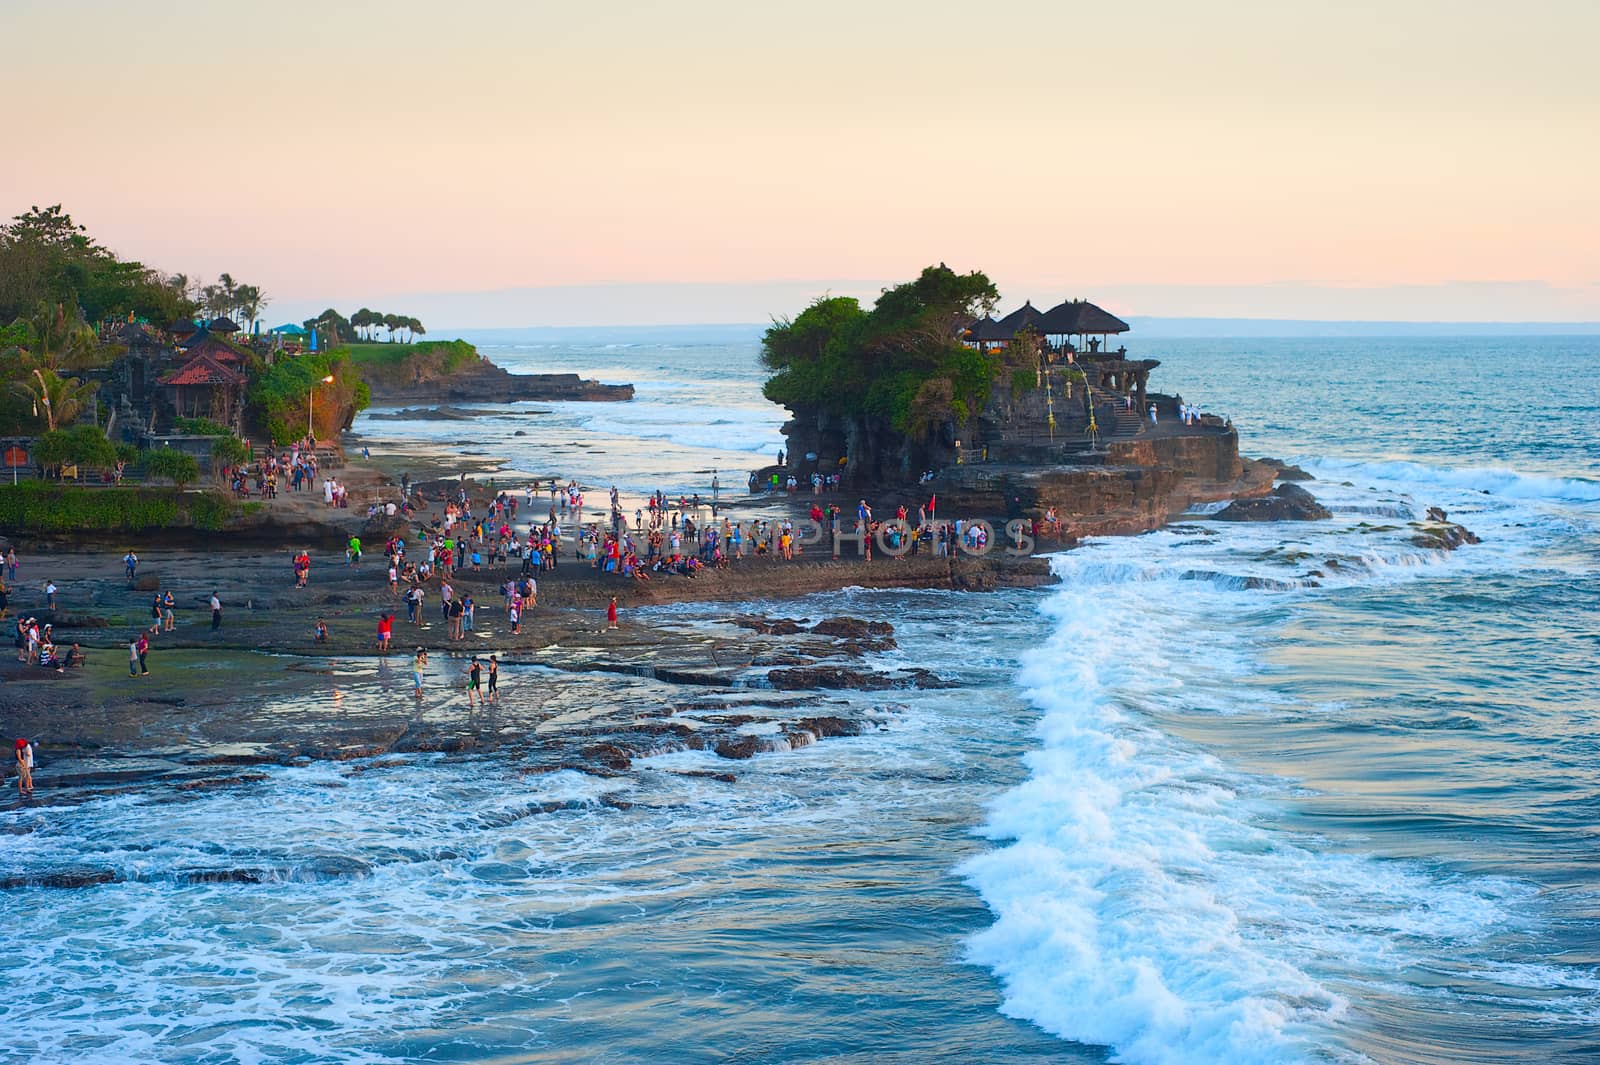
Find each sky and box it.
[3,0,1597,327]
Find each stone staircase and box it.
[1087,385,1144,438]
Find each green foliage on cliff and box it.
[248,349,370,443]
[346,339,483,388]
[0,482,238,532]
[761,265,1000,434]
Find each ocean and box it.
[3,332,1597,1064]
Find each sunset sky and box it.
[4,0,1596,325]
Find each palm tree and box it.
[29,303,106,372]
[409,317,426,342]
[235,284,265,333]
[382,313,401,342]
[352,308,374,341]
[217,273,238,323]
[12,366,99,432]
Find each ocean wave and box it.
[960,564,1524,1064]
[1303,458,1600,504]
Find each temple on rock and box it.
[767,290,1248,527]
[960,297,1174,461]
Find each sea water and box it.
[2,332,1597,1063]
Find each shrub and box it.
[35,425,117,476]
[0,483,184,532]
[171,416,231,436]
[143,448,200,488]
[210,436,250,468]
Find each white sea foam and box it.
[960,541,1532,1064]
[1302,457,1600,504]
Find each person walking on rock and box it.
[14,738,33,798]
[607,596,619,630]
[411,647,428,698]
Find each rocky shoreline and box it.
[0,429,1484,822]
[365,362,634,405]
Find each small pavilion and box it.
[159,354,245,422]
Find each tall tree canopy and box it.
[0,205,197,326]
[761,264,999,434]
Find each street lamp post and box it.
[308,374,335,441]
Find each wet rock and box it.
[809,616,894,640]
[132,574,161,591]
[1212,483,1331,522]
[1257,457,1315,481]
[733,615,805,635]
[765,666,950,691]
[173,772,269,791]
[299,856,372,879]
[582,743,633,771]
[303,744,392,762]
[392,733,477,754]
[794,716,864,739]
[182,867,267,884]
[344,758,409,774]
[835,637,898,656]
[1410,521,1481,551]
[188,752,290,767]
[0,868,118,890]
[713,735,766,759]
[671,770,737,783]
[750,651,817,667]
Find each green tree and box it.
[235,284,265,332]
[0,205,199,326]
[34,426,116,478]
[762,264,999,434]
[210,435,249,471]
[11,365,99,431]
[143,448,200,489]
[302,308,354,346]
[408,316,426,341]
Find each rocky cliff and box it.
[366,362,633,405]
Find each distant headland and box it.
[0,204,632,487]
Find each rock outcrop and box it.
[1212,482,1332,522]
[1411,508,1482,551]
[1257,457,1315,481]
[365,363,632,405]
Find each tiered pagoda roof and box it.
[1034,299,1130,336]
